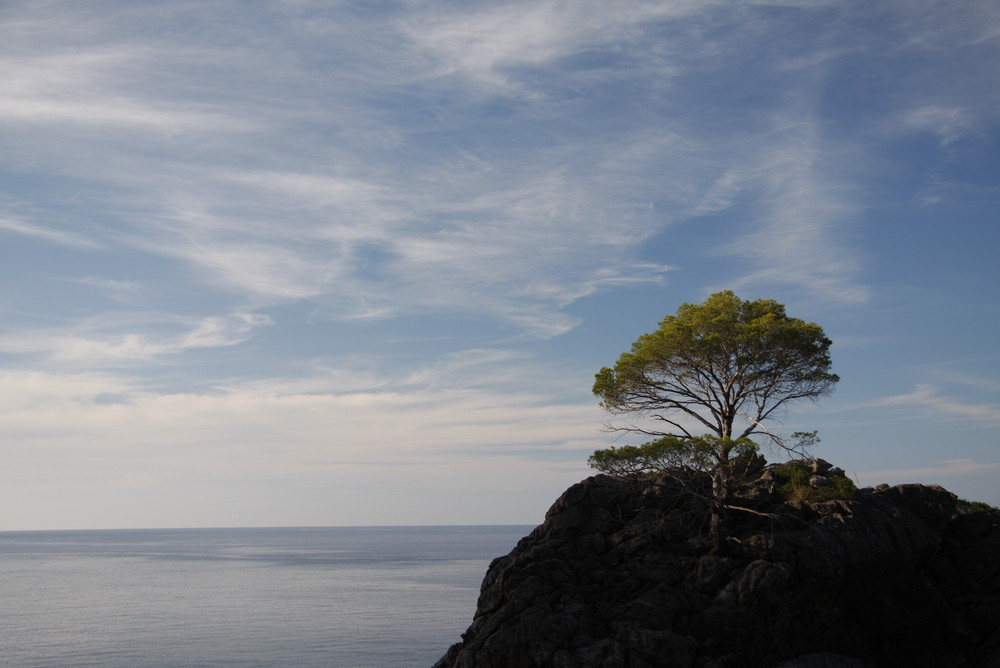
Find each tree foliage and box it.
[589,291,839,546]
[587,434,758,477]
[592,290,838,445]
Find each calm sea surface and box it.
[0,525,533,667]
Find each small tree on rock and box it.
[590,291,838,545]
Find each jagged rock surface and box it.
[434,468,1000,668]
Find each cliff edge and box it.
[434,463,1000,667]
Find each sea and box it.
[0,525,534,667]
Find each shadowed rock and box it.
[434,466,1000,668]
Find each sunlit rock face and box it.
[435,467,1000,668]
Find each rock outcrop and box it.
[434,464,1000,667]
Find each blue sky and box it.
[1,0,998,530]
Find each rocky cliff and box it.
[434,462,1000,667]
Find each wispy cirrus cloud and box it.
[9,0,994,329]
[0,0,878,341]
[401,0,707,91]
[406,0,876,305]
[877,1,1000,152]
[872,383,1000,427]
[859,459,1000,484]
[0,215,101,249]
[930,371,1000,394]
[0,313,272,366]
[901,106,983,147]
[697,120,869,304]
[0,365,595,451]
[126,154,675,333]
[887,0,1000,49]
[0,47,259,133]
[1,4,680,335]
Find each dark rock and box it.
[776,654,869,668]
[434,464,1000,668]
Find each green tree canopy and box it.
[593,290,838,446]
[590,291,839,547]
[587,434,759,477]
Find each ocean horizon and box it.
[0,525,533,667]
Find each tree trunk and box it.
[709,465,730,553]
[709,506,725,553]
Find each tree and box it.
[590,291,838,544]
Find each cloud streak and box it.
[0,313,272,366]
[873,384,1000,428]
[402,0,708,92]
[0,364,602,527]
[0,215,102,249]
[713,123,869,303]
[859,459,1000,484]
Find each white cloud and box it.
[0,370,133,411]
[123,156,674,334]
[0,215,101,249]
[902,106,981,146]
[67,277,145,305]
[0,365,602,527]
[0,353,601,459]
[872,383,1000,427]
[402,0,703,91]
[888,0,1000,49]
[879,2,1000,154]
[401,348,532,388]
[0,313,273,366]
[859,458,1000,483]
[931,371,1000,394]
[0,0,875,334]
[179,313,272,348]
[218,171,392,222]
[694,170,744,215]
[712,124,870,304]
[0,50,256,132]
[174,241,340,301]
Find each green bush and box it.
[955,498,1000,519]
[774,461,858,502]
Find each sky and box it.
[1,0,998,531]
